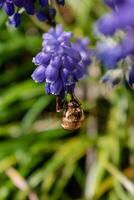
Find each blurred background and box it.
[0,0,134,199]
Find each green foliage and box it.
[0,1,134,200]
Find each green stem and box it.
[30,16,50,32]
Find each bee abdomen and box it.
[61,108,84,130]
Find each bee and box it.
[61,98,85,130]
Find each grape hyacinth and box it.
[96,0,134,89]
[32,24,91,104]
[0,0,65,27]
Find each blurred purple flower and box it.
[96,0,134,89]
[96,39,123,68]
[0,0,65,26]
[104,0,126,9]
[8,13,21,27]
[56,0,65,5]
[97,3,134,36]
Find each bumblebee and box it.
[61,98,84,130]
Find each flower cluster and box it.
[96,0,134,89]
[0,0,65,27]
[32,24,91,98]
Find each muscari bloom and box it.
[0,0,65,27]
[32,24,91,97]
[95,0,134,89]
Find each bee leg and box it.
[56,90,67,112]
[70,93,82,106]
[56,96,63,112]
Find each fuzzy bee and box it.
[61,99,85,130]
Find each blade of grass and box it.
[21,95,53,132]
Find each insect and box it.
[61,97,85,130]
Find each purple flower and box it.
[8,13,21,27]
[32,24,91,96]
[104,0,126,9]
[96,13,120,36]
[31,65,46,83]
[96,39,123,68]
[4,1,14,16]
[0,0,65,26]
[0,0,34,26]
[96,0,134,36]
[97,3,134,36]
[121,30,134,56]
[56,0,65,5]
[96,0,134,89]
[39,0,48,7]
[72,38,91,68]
